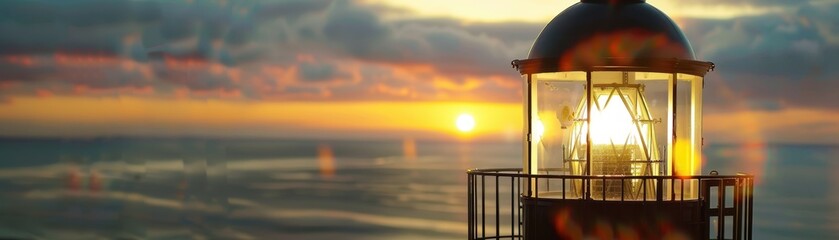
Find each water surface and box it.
[0,138,835,239]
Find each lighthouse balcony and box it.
[466,168,754,240]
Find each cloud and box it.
[318,1,530,78]
[0,0,160,56]
[297,61,350,82]
[676,0,810,7]
[0,0,837,112]
[323,1,390,56]
[680,2,839,111]
[253,0,334,21]
[0,0,161,26]
[0,0,534,102]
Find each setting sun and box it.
[455,113,476,132]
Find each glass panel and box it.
[584,72,670,199]
[526,71,702,201]
[533,72,586,174]
[530,72,586,198]
[523,74,530,175]
[675,77,693,177]
[677,73,703,199]
[636,72,672,200]
[636,72,671,178]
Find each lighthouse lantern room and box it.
[467,1,755,239]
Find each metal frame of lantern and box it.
[515,57,714,201]
[513,58,714,76]
[466,0,755,239]
[466,59,754,239]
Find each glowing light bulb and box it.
[590,95,635,145]
[566,90,659,200]
[566,87,659,182]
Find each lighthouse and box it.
[467,0,754,239]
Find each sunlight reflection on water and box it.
[0,139,835,239]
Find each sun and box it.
[455,113,476,132]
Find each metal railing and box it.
[467,168,754,240]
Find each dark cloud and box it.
[253,0,334,21]
[152,68,235,92]
[295,0,530,79]
[0,0,836,109]
[677,0,810,7]
[320,8,527,77]
[224,21,255,47]
[394,19,543,44]
[297,62,347,82]
[0,23,127,55]
[323,1,390,56]
[0,0,161,26]
[0,0,530,102]
[462,22,544,44]
[681,2,839,111]
[0,61,55,82]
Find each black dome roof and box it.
[514,0,713,76]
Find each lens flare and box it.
[317,144,335,178]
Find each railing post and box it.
[656,177,663,201]
[495,176,500,238]
[562,177,566,200]
[471,172,477,239]
[701,178,709,239]
[467,172,473,240]
[465,169,752,240]
[481,175,485,239]
[734,178,740,240]
[511,177,515,239]
[518,171,522,238]
[601,177,606,200]
[671,176,675,201]
[718,179,724,240]
[747,177,754,240]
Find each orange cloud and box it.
[4,55,35,66]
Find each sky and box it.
[0,0,838,144]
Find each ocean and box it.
[0,138,836,239]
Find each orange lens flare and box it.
[402,137,417,161]
[317,144,335,178]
